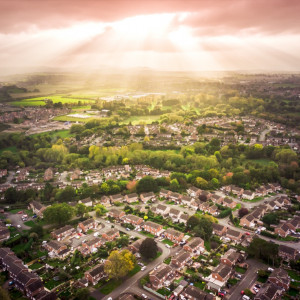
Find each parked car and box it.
[17,211,23,214]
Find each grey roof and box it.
[53,225,74,236]
[87,264,105,277]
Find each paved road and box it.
[228,259,267,300]
[90,215,171,300]
[259,126,272,142]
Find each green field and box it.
[31,129,73,138]
[247,159,273,166]
[0,146,17,154]
[53,115,103,123]
[11,95,96,107]
[121,115,161,125]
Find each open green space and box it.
[31,129,73,139]
[24,220,36,227]
[235,266,247,274]
[140,231,155,238]
[11,95,95,107]
[121,115,161,125]
[162,239,174,246]
[157,287,171,296]
[99,279,122,295]
[29,262,43,270]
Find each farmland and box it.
[11,95,96,107]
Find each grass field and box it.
[11,95,96,107]
[32,129,73,139]
[99,279,122,294]
[53,115,102,122]
[121,115,161,125]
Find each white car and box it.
[141,294,148,299]
[141,266,146,271]
[17,225,21,228]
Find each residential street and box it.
[228,258,267,300]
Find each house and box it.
[286,216,300,231]
[268,268,290,290]
[181,195,193,206]
[256,187,267,197]
[78,218,98,233]
[164,228,184,243]
[110,194,124,204]
[183,237,204,254]
[79,197,93,207]
[267,200,279,211]
[107,208,125,220]
[231,186,244,197]
[222,198,236,209]
[140,192,156,203]
[125,193,139,203]
[190,199,200,210]
[168,192,182,203]
[254,283,282,300]
[149,263,174,289]
[251,208,265,220]
[82,237,104,255]
[0,226,10,242]
[51,225,76,240]
[178,213,189,225]
[26,279,45,299]
[0,247,14,267]
[242,190,255,200]
[240,214,256,228]
[100,196,111,207]
[212,223,227,236]
[29,201,46,218]
[85,264,106,285]
[171,251,191,269]
[122,214,143,226]
[211,194,223,204]
[187,186,201,198]
[278,245,299,261]
[102,228,119,241]
[207,205,219,216]
[226,229,243,241]
[143,221,164,236]
[15,272,43,297]
[220,249,241,267]
[44,240,68,258]
[44,168,53,181]
[275,223,290,238]
[159,189,170,199]
[210,264,232,283]
[181,285,216,300]
[199,201,210,212]
[169,208,181,222]
[155,204,169,216]
[129,239,143,253]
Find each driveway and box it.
[6,212,30,230]
[228,258,267,300]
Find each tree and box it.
[4,187,18,204]
[55,186,76,202]
[137,176,158,193]
[262,213,279,225]
[29,224,44,238]
[74,288,90,300]
[0,287,10,300]
[95,204,107,217]
[238,208,249,218]
[104,249,136,279]
[194,177,208,189]
[187,215,200,230]
[44,203,74,225]
[139,238,158,259]
[193,218,213,241]
[76,203,87,217]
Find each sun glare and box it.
[112,13,175,38]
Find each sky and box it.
[0,0,300,74]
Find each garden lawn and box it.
[44,279,61,290]
[29,262,43,270]
[0,146,17,154]
[235,266,247,274]
[157,287,171,296]
[24,220,36,227]
[288,270,300,281]
[194,281,206,290]
[128,264,141,276]
[162,239,174,246]
[140,231,155,238]
[99,279,122,294]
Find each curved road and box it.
[91,215,171,300]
